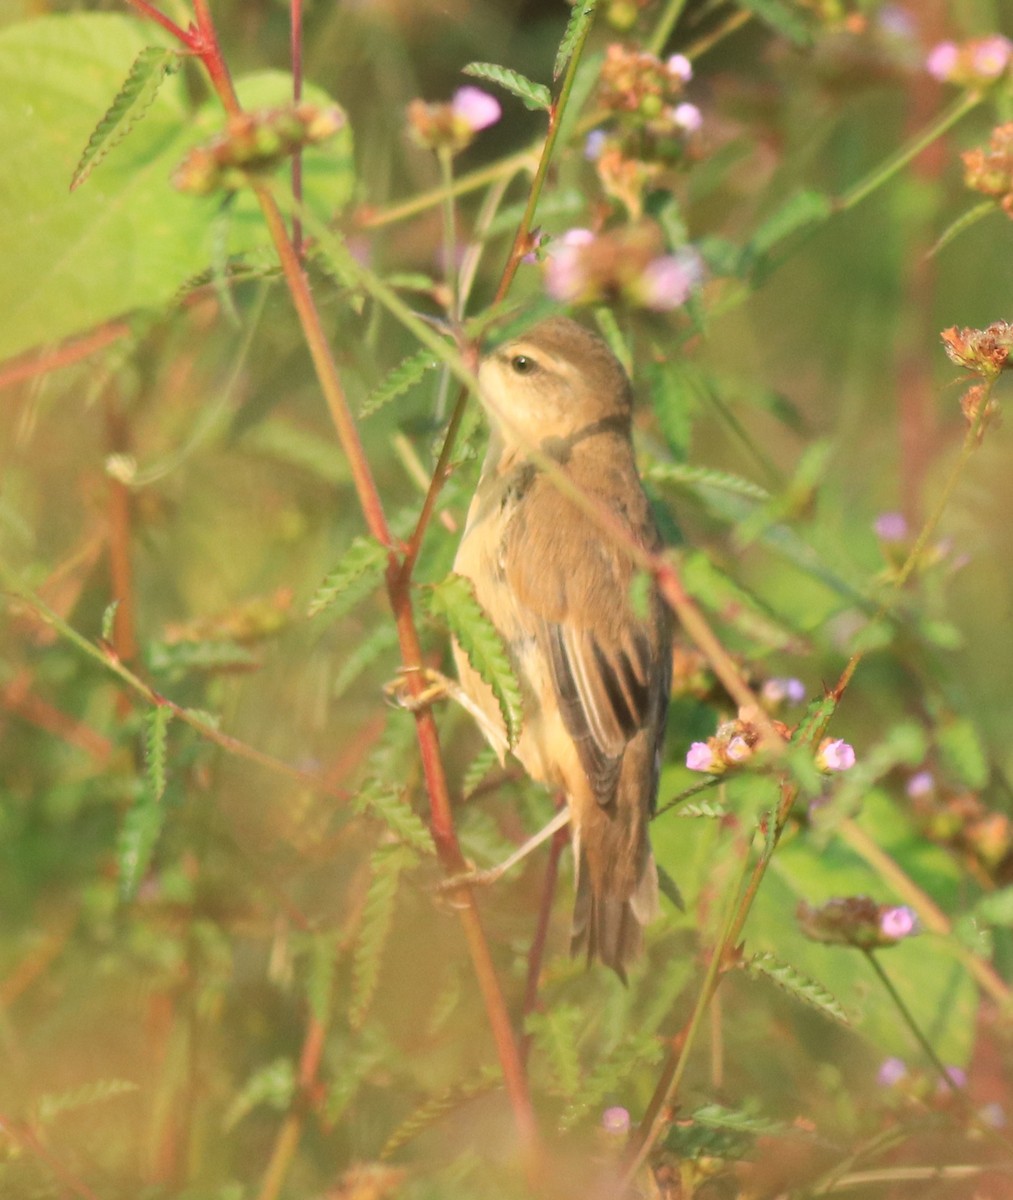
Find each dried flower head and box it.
[941,321,1013,377]
[797,896,920,949]
[961,122,1013,217]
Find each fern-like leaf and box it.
[462,744,499,799]
[361,349,439,418]
[349,844,414,1029]
[745,952,849,1025]
[462,62,551,112]
[426,573,523,748]
[380,1068,501,1159]
[145,705,172,802]
[71,46,180,190]
[117,785,165,900]
[308,536,388,618]
[646,461,770,503]
[333,623,399,698]
[691,1101,785,1135]
[354,780,435,856]
[525,1005,584,1101]
[554,1,597,80]
[676,799,729,818]
[37,1078,138,1125]
[100,599,119,643]
[223,1058,296,1132]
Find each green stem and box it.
[437,147,460,319]
[648,0,689,56]
[837,91,982,214]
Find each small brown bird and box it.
[453,316,672,979]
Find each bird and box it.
[452,316,672,980]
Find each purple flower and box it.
[451,87,501,132]
[926,41,960,80]
[686,741,719,772]
[877,1056,908,1087]
[638,248,703,311]
[762,677,806,706]
[672,102,702,133]
[905,770,935,798]
[880,906,918,940]
[601,1106,631,1134]
[666,54,693,82]
[874,511,908,541]
[817,738,856,772]
[584,129,608,161]
[971,35,1013,78]
[940,1065,967,1091]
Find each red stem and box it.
[122,0,193,46]
[290,0,304,257]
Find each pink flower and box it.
[725,735,752,763]
[666,53,693,82]
[543,229,597,303]
[638,249,702,311]
[452,87,502,132]
[601,1106,630,1133]
[926,41,960,80]
[877,1057,908,1087]
[880,905,918,940]
[874,511,908,541]
[672,102,702,132]
[686,741,719,772]
[817,738,856,772]
[905,770,934,798]
[971,35,1013,79]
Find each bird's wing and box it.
[504,469,670,807]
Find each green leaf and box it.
[308,536,388,619]
[973,887,1013,927]
[380,1068,501,1159]
[554,1,596,80]
[349,844,413,1030]
[462,62,551,113]
[676,799,729,818]
[37,1078,138,1125]
[146,639,261,679]
[937,716,989,790]
[462,744,499,798]
[745,952,849,1024]
[427,573,523,749]
[0,14,354,361]
[750,189,833,258]
[72,45,180,190]
[100,599,120,642]
[361,348,439,418]
[737,0,813,46]
[354,780,435,856]
[525,1005,584,1100]
[144,705,172,803]
[117,785,166,900]
[690,1102,785,1135]
[646,461,770,503]
[592,306,631,376]
[333,623,399,698]
[223,1058,296,1132]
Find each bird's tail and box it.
[569,797,658,983]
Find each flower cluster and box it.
[797,896,919,949]
[961,122,1013,218]
[544,223,703,311]
[173,104,346,195]
[405,87,501,155]
[686,708,855,777]
[926,34,1012,88]
[941,321,1013,378]
[585,45,701,217]
[760,677,806,709]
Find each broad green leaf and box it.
[307,536,388,618]
[746,952,849,1024]
[0,14,354,361]
[462,62,551,112]
[72,46,180,190]
[427,573,523,749]
[974,887,1013,927]
[361,348,439,418]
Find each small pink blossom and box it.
[877,1056,908,1087]
[637,249,703,311]
[971,35,1013,79]
[874,511,908,541]
[686,741,719,772]
[601,1106,631,1134]
[906,770,934,798]
[926,41,960,80]
[762,677,806,706]
[672,102,702,132]
[666,53,693,82]
[543,229,596,302]
[452,87,502,132]
[725,736,752,763]
[817,738,856,772]
[880,905,918,940]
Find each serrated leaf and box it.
[146,639,261,679]
[37,1078,138,1125]
[676,799,729,818]
[354,781,435,856]
[71,45,179,190]
[691,1101,786,1134]
[100,599,120,642]
[462,62,551,113]
[308,536,388,619]
[361,348,439,418]
[223,1058,296,1132]
[561,1032,663,1130]
[937,716,989,790]
[144,705,172,803]
[333,623,399,698]
[117,786,165,900]
[646,461,770,503]
[525,1005,584,1100]
[462,744,499,798]
[427,573,523,749]
[746,952,849,1024]
[350,844,413,1029]
[554,1,596,80]
[380,1068,501,1159]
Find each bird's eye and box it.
[510,354,537,375]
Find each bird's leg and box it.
[384,667,509,758]
[438,806,571,891]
